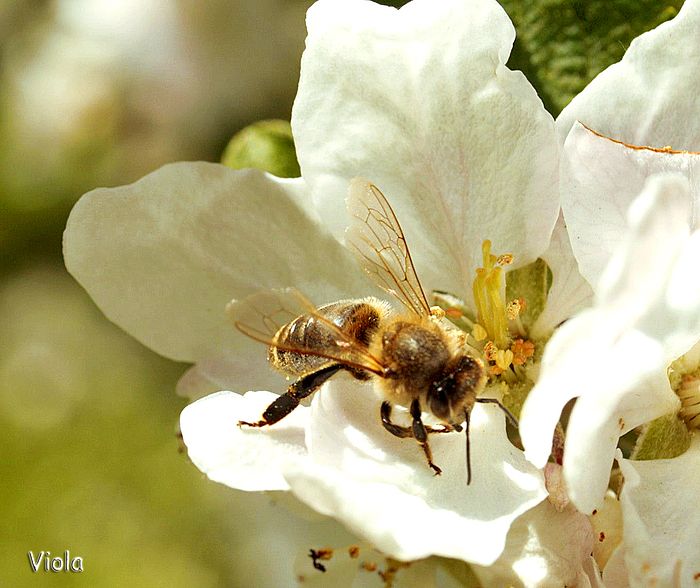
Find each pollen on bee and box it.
[429,305,446,319]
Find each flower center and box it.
[434,240,537,385]
[669,344,700,431]
[677,375,700,429]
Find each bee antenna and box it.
[464,408,472,485]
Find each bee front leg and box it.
[380,401,413,438]
[238,364,343,428]
[381,401,439,473]
[410,399,442,476]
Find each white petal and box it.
[521,310,678,512]
[471,501,594,588]
[284,378,546,565]
[557,0,700,150]
[293,0,559,300]
[582,556,607,588]
[602,545,630,588]
[64,162,373,363]
[617,438,700,587]
[179,390,310,492]
[590,492,624,571]
[176,352,285,400]
[531,214,593,339]
[561,124,700,288]
[524,176,695,511]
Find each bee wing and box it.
[227,287,386,375]
[346,179,431,317]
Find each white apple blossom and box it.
[63,0,590,571]
[520,0,700,583]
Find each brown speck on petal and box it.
[362,561,378,572]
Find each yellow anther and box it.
[511,338,535,366]
[489,348,514,376]
[497,253,514,266]
[506,299,522,321]
[472,323,488,342]
[483,341,497,361]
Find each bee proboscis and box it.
[229,179,516,482]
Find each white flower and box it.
[65,0,591,570]
[521,1,700,583]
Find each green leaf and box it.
[632,413,691,460]
[500,0,683,115]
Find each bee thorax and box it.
[379,320,451,395]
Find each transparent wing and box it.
[346,179,431,317]
[226,287,386,375]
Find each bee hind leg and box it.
[238,364,343,428]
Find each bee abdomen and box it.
[269,300,383,377]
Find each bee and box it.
[230,179,516,483]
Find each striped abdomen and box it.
[268,299,383,377]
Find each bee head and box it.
[427,356,485,424]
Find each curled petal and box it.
[523,175,693,512]
[531,214,593,339]
[293,0,559,299]
[561,124,700,289]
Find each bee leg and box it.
[380,401,413,438]
[381,402,459,436]
[410,399,442,476]
[238,364,343,428]
[381,401,450,474]
[475,397,519,428]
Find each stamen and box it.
[678,375,700,429]
[506,299,522,321]
[472,323,488,342]
[485,267,509,349]
[511,339,535,366]
[497,253,513,266]
[495,349,514,371]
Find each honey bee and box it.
[230,179,516,483]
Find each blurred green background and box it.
[0,0,683,586]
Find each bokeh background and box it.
[0,0,684,586]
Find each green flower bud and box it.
[221,120,300,178]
